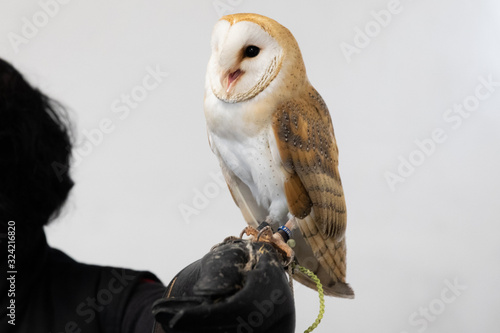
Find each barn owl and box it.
[204,13,354,298]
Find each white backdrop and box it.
[2,1,500,332]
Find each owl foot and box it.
[239,225,294,266]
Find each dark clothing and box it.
[0,227,166,333]
[0,226,296,333]
[152,240,296,333]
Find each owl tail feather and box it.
[293,269,354,298]
[293,216,355,299]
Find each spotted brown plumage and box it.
[273,87,347,240]
[272,86,352,297]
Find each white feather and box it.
[208,120,288,223]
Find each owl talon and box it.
[223,236,240,243]
[210,236,240,252]
[240,226,259,239]
[271,233,294,266]
[239,225,294,266]
[256,226,273,242]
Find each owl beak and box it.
[224,69,242,92]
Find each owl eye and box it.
[244,45,260,58]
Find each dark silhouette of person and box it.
[0,59,295,333]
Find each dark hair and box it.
[0,58,74,227]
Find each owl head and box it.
[206,13,307,104]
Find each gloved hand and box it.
[152,238,295,333]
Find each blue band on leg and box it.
[278,225,292,239]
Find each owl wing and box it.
[272,86,346,241]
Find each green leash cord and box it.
[294,264,325,333]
